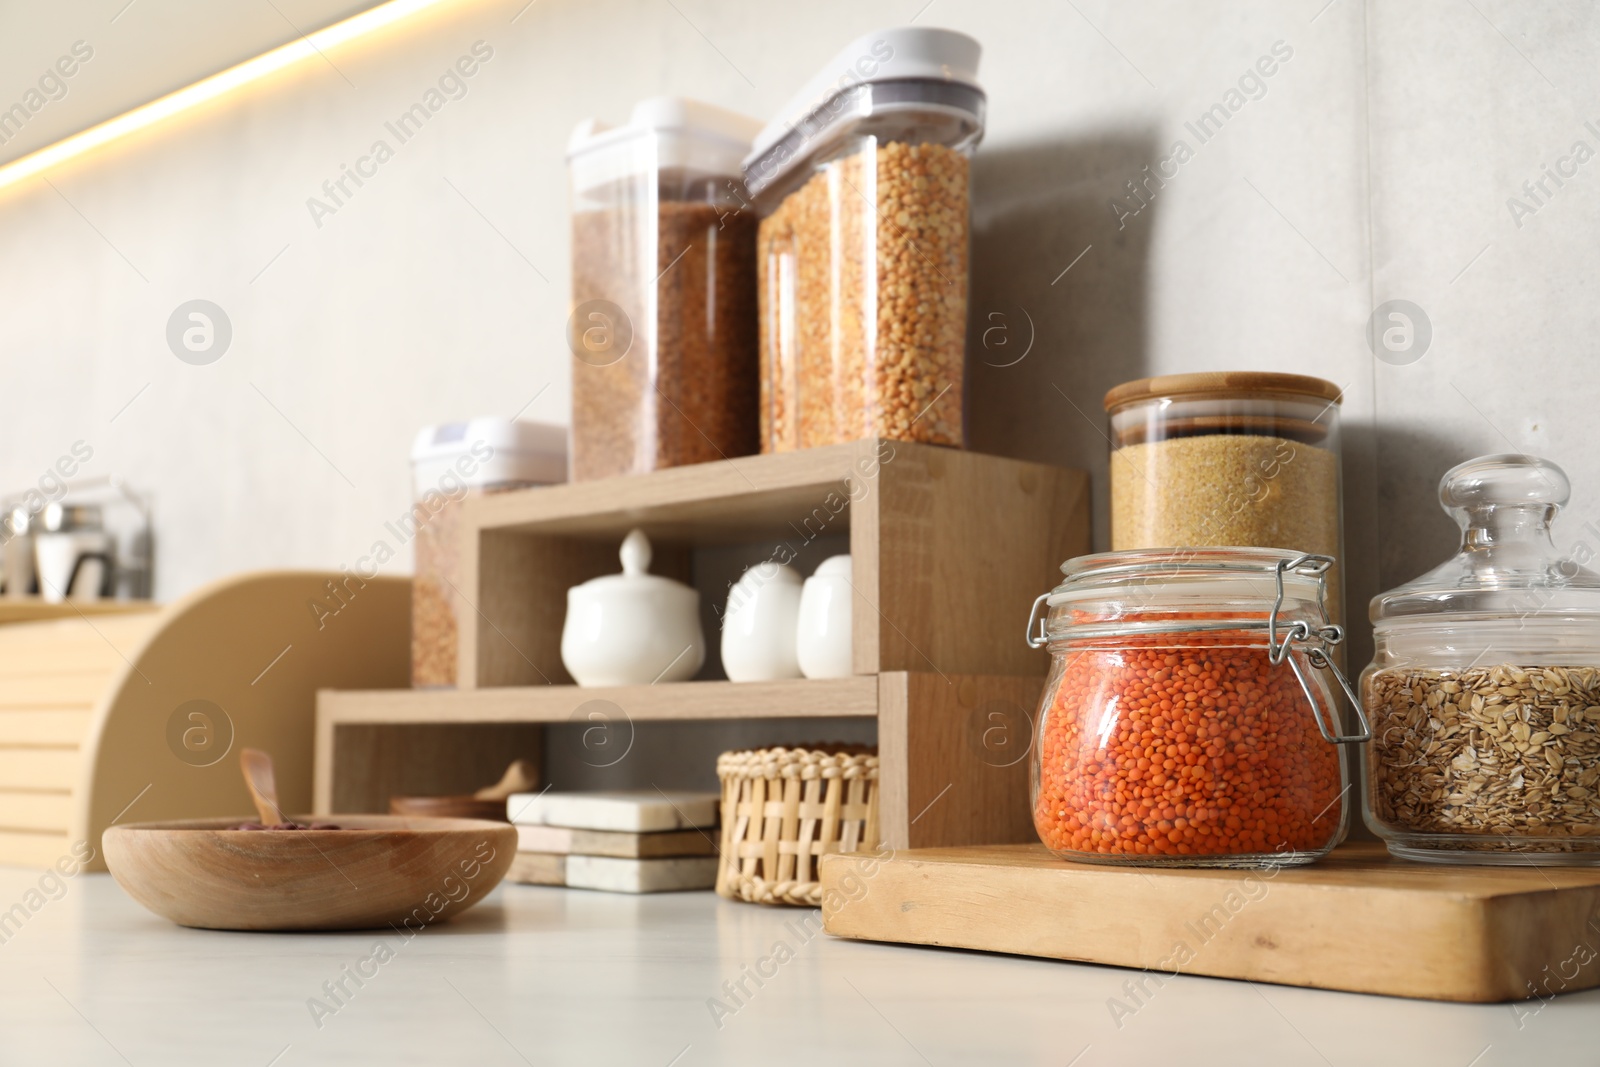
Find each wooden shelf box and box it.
[316,440,1090,849]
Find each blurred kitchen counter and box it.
[0,866,1590,1065]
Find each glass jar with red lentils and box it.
[1026,548,1370,868]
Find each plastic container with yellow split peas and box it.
[742,27,985,452]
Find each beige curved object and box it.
[0,570,408,871]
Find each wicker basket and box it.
[715,746,880,907]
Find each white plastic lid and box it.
[568,97,761,195]
[748,28,981,160]
[741,27,983,199]
[409,418,566,495]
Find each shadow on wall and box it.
[1318,421,1465,723]
[1370,422,1478,592]
[965,132,1161,552]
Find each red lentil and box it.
[1034,625,1344,861]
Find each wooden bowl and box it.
[102,814,516,931]
[388,795,508,821]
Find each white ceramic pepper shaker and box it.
[796,555,853,679]
[721,562,803,682]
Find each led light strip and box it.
[0,0,451,194]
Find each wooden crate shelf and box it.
[458,439,1091,688]
[318,676,878,726]
[316,672,1048,850]
[317,440,1090,850]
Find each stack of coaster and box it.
[505,791,720,893]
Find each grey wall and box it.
[1,0,1595,679]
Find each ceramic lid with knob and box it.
[573,529,686,596]
[1372,454,1600,626]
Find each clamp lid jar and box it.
[1027,547,1368,868]
[1362,453,1600,863]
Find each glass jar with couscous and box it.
[1104,372,1346,628]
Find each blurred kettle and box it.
[34,503,114,603]
[0,506,33,598]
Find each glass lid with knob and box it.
[1372,453,1600,626]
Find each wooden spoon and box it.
[473,759,537,801]
[240,748,285,826]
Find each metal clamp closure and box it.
[1269,554,1370,745]
[1025,592,1050,650]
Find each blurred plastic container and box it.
[743,27,985,451]
[410,419,565,687]
[568,98,762,481]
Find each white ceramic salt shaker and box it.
[560,528,705,686]
[796,554,853,679]
[720,562,802,682]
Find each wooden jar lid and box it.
[1103,372,1344,413]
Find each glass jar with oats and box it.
[742,28,984,451]
[1363,454,1600,864]
[1104,372,1345,627]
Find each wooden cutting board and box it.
[819,842,1600,1003]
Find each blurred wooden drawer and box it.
[0,791,72,833]
[0,709,94,746]
[0,749,78,791]
[0,675,109,707]
[0,830,71,868]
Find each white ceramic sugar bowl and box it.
[560,529,705,686]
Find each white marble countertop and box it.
[0,867,1594,1067]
